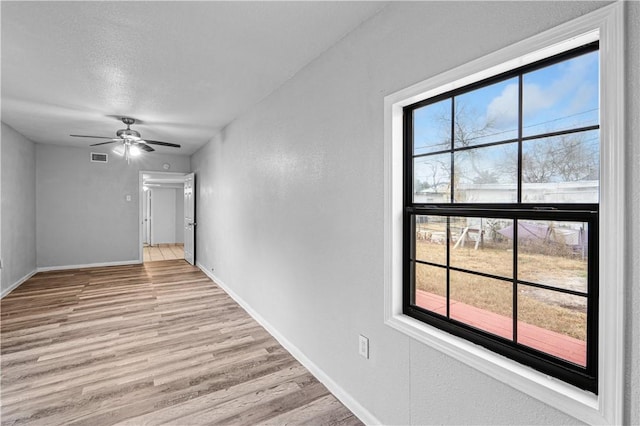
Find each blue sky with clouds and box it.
[413,50,599,199]
[414,50,599,155]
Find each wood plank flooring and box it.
[143,244,184,262]
[0,260,361,426]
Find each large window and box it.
[403,44,599,392]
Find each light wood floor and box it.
[143,244,184,262]
[0,260,361,426]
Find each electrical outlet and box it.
[358,335,369,359]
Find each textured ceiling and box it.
[1,1,385,155]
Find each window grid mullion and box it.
[447,96,454,317]
[513,218,519,343]
[406,109,414,205]
[411,124,600,161]
[446,216,451,318]
[586,215,599,377]
[412,220,591,296]
[513,73,523,343]
[450,96,455,204]
[517,74,523,204]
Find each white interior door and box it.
[184,173,195,265]
[143,190,151,245]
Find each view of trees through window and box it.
[405,45,599,390]
[412,49,599,204]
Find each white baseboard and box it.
[1,269,37,299]
[37,259,142,272]
[196,262,381,426]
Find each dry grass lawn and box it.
[414,236,588,341]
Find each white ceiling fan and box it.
[71,117,181,162]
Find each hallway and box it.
[143,243,184,262]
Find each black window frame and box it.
[402,42,599,393]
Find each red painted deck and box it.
[415,290,586,366]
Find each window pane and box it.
[454,143,518,203]
[450,271,512,339]
[449,217,513,278]
[414,263,447,316]
[415,215,447,265]
[516,220,589,292]
[454,77,519,148]
[414,153,451,203]
[414,99,452,155]
[522,130,599,203]
[518,285,587,366]
[523,50,599,138]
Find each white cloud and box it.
[487,52,597,126]
[522,83,557,118]
[486,82,518,127]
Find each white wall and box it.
[191,1,639,424]
[36,144,190,268]
[151,187,176,245]
[625,2,640,423]
[1,123,37,296]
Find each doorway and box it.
[139,171,188,263]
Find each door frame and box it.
[138,171,188,263]
[183,173,196,265]
[143,188,152,246]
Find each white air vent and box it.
[91,152,108,163]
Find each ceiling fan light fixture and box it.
[76,117,181,164]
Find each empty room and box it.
[1,1,638,425]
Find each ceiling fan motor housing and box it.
[117,117,140,139]
[116,128,141,139]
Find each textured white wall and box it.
[191,1,638,424]
[1,123,36,295]
[624,2,640,424]
[36,144,190,268]
[151,188,176,245]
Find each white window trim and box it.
[383,3,625,424]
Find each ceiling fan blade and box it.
[142,139,181,148]
[137,143,155,152]
[70,134,113,139]
[89,140,120,146]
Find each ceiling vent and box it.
[90,152,108,163]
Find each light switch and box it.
[126,195,132,202]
